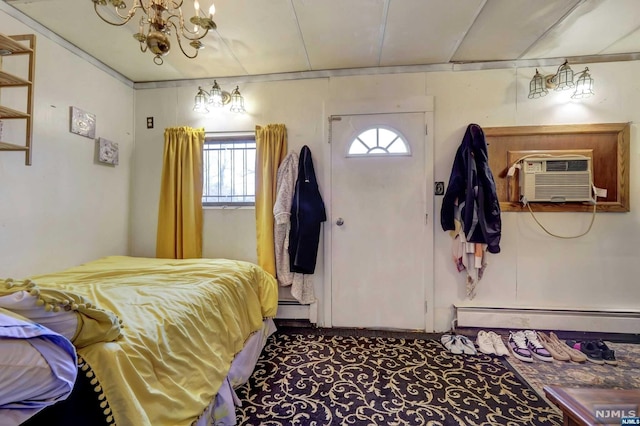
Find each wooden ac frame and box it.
[483,123,630,212]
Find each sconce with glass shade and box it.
[92,0,217,65]
[528,60,594,100]
[193,81,246,113]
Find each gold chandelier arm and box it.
[170,0,185,10]
[93,1,142,26]
[167,20,200,59]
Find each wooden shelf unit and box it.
[0,33,35,165]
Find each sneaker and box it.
[487,331,510,357]
[549,332,587,363]
[567,340,605,365]
[476,331,495,355]
[508,331,533,362]
[595,340,618,366]
[523,330,553,362]
[537,331,571,362]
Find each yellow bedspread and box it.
[29,256,278,426]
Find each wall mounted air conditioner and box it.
[519,156,593,202]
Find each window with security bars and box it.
[202,135,256,206]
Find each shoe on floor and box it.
[595,340,618,365]
[487,331,510,357]
[476,330,495,355]
[524,330,553,362]
[508,331,533,362]
[567,340,605,365]
[549,332,587,363]
[441,334,463,354]
[537,331,570,362]
[458,335,477,355]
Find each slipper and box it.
[441,334,464,354]
[457,335,477,355]
[440,334,454,350]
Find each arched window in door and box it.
[347,126,411,156]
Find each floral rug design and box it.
[236,332,561,425]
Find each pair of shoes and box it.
[566,339,617,365]
[567,340,604,364]
[524,330,554,362]
[441,334,477,355]
[508,331,533,362]
[549,332,587,362]
[508,330,553,362]
[476,330,510,357]
[537,331,571,361]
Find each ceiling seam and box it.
[598,23,640,55]
[213,31,249,76]
[447,0,488,63]
[517,0,587,60]
[376,0,391,66]
[290,0,312,71]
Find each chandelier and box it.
[92,0,217,65]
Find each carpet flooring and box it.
[235,331,562,425]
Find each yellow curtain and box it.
[255,124,287,276]
[156,126,205,259]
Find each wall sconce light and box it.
[528,60,594,100]
[193,80,246,113]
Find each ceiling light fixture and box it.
[92,0,217,65]
[193,81,246,113]
[528,60,594,100]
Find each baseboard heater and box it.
[276,300,313,321]
[454,304,640,334]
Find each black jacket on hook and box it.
[289,145,326,274]
[441,124,501,253]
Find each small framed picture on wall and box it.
[70,106,96,139]
[98,137,119,165]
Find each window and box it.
[202,134,256,206]
[348,126,410,156]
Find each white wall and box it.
[131,62,640,332]
[0,12,134,278]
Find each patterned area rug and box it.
[236,332,562,425]
[504,341,640,406]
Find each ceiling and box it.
[3,0,640,84]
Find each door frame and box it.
[323,95,435,331]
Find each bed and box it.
[0,256,278,426]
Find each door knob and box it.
[336,217,344,226]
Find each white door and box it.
[330,112,433,331]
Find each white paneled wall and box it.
[132,62,639,332]
[0,12,134,278]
